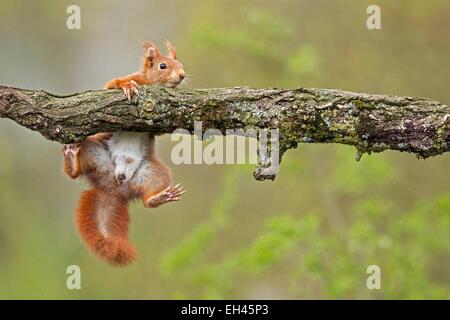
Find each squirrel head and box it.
[141,41,185,87]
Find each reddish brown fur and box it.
[130,135,173,205]
[76,189,136,266]
[63,41,185,266]
[103,41,184,91]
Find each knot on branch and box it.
[0,88,15,113]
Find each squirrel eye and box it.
[159,63,167,70]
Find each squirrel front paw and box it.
[120,80,139,102]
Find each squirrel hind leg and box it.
[129,160,184,208]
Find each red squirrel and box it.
[62,41,185,266]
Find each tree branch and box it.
[1,84,449,180]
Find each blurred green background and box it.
[0,0,449,299]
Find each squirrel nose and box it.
[117,174,126,182]
[179,73,185,81]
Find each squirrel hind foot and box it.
[62,143,81,162]
[143,184,185,208]
[62,143,81,154]
[62,143,82,179]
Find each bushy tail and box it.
[76,188,136,266]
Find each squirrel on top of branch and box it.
[62,41,185,266]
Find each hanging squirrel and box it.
[62,41,185,266]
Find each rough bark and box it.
[0,84,449,180]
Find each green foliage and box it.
[237,215,319,274]
[161,203,319,298]
[187,4,323,87]
[158,143,449,299]
[0,0,449,299]
[291,148,450,299]
[160,168,240,276]
[190,7,293,59]
[331,147,395,194]
[288,44,320,76]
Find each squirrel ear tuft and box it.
[165,40,176,59]
[142,41,160,62]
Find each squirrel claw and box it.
[121,80,139,102]
[122,87,130,101]
[130,80,139,96]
